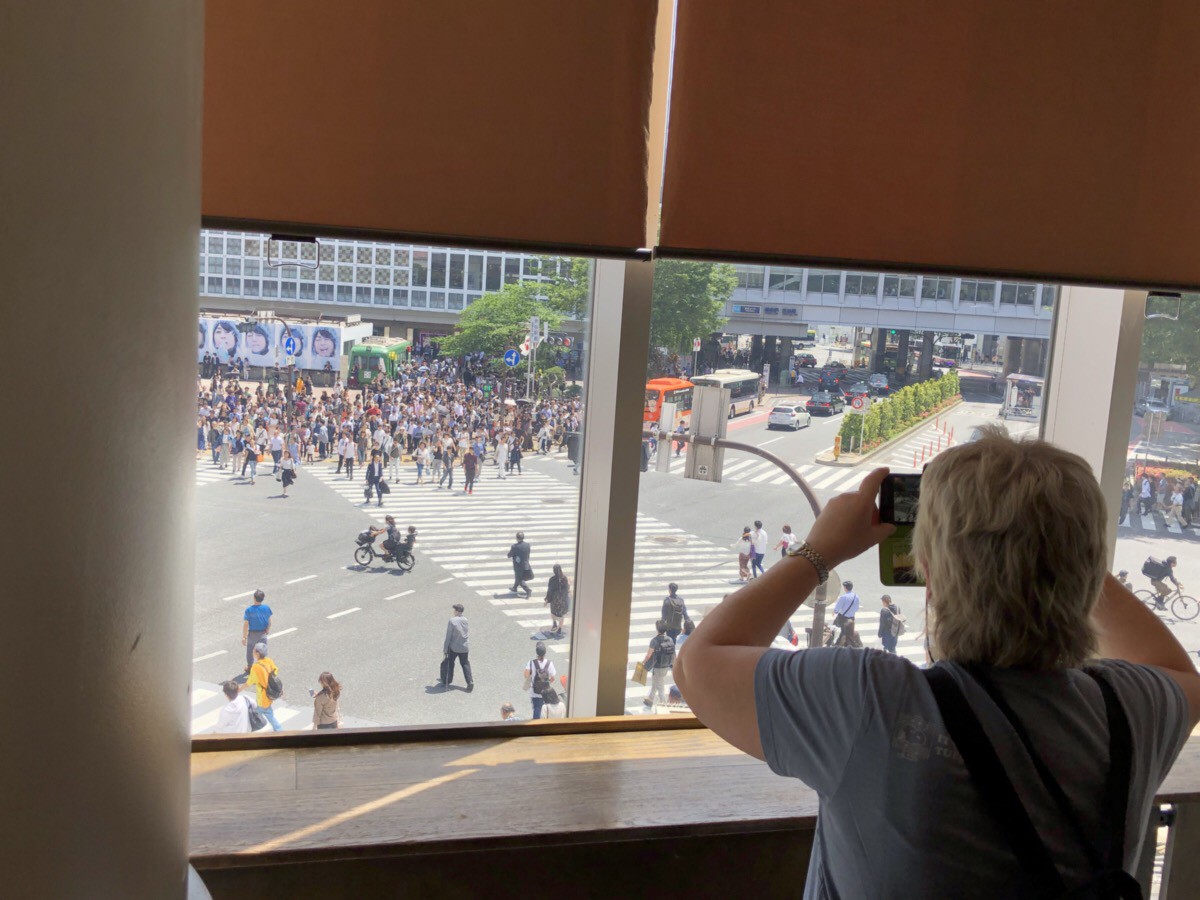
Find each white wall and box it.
[0,3,202,896]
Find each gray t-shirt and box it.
[755,648,1189,899]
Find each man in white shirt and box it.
[213,680,252,734]
[832,580,862,648]
[750,520,770,578]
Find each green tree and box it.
[438,283,562,361]
[1140,293,1200,375]
[536,256,592,320]
[649,260,734,357]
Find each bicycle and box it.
[353,534,415,572]
[1133,586,1199,621]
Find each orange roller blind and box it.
[660,1,1200,289]
[203,1,661,255]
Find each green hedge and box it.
[838,371,960,452]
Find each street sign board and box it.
[285,354,296,366]
[850,395,871,413]
[520,341,531,356]
[503,349,520,368]
[283,336,298,355]
[693,338,702,352]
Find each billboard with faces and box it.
[199,317,341,369]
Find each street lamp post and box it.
[649,427,838,647]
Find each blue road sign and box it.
[503,349,521,368]
[283,335,298,355]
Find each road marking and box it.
[327,607,361,619]
[386,590,415,600]
[271,627,298,637]
[221,590,255,602]
[437,576,454,584]
[285,574,318,585]
[758,436,786,446]
[192,650,227,663]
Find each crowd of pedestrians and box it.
[195,349,584,505]
[1123,471,1198,528]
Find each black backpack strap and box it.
[924,666,1066,896]
[1086,669,1135,873]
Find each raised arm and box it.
[1093,573,1200,728]
[675,469,894,759]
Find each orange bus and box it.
[645,377,694,429]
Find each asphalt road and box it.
[198,350,1188,733]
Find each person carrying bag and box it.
[924,664,1140,899]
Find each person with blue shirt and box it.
[241,590,272,673]
[832,580,862,648]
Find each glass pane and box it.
[297,282,314,300]
[486,257,502,291]
[412,251,428,286]
[467,255,483,291]
[449,253,465,289]
[505,257,520,284]
[1017,284,1037,306]
[977,282,995,304]
[921,278,937,299]
[430,252,447,288]
[1000,284,1018,304]
[959,281,977,303]
[631,260,1056,717]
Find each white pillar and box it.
[1,3,202,896]
[569,260,654,716]
[1042,287,1146,555]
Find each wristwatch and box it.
[786,541,829,585]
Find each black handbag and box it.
[380,480,391,494]
[243,696,268,732]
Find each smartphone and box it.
[879,473,924,586]
[308,688,315,697]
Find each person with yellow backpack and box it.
[240,642,284,732]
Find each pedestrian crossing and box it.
[653,454,876,493]
[303,459,926,715]
[1119,510,1200,539]
[195,456,237,487]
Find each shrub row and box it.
[838,371,961,453]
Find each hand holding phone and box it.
[308,688,315,697]
[879,473,925,586]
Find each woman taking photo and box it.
[676,428,1200,898]
[312,672,342,730]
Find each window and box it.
[737,266,766,290]
[523,257,541,277]
[226,258,241,276]
[883,275,916,298]
[337,284,353,303]
[959,281,978,303]
[430,252,447,288]
[206,277,222,293]
[767,268,801,292]
[486,257,502,291]
[448,292,464,310]
[920,277,953,300]
[375,247,391,265]
[1017,284,1037,306]
[449,253,465,289]
[318,283,334,303]
[410,289,427,308]
[226,279,241,294]
[412,251,429,286]
[505,257,520,284]
[1000,284,1018,305]
[298,282,314,300]
[262,280,278,298]
[467,255,483,291]
[392,288,409,306]
[1040,285,1056,310]
[281,281,297,299]
[374,287,390,305]
[429,290,446,309]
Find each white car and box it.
[1137,400,1170,418]
[767,404,812,431]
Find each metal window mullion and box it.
[568,258,653,718]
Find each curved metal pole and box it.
[646,428,838,647]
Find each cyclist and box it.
[1143,555,1182,610]
[363,515,401,561]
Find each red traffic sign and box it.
[851,396,867,410]
[562,336,572,348]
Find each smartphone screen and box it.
[880,473,921,525]
[879,473,924,586]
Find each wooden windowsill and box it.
[190,719,1200,872]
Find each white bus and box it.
[691,368,764,418]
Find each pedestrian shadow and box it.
[424,683,465,694]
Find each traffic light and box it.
[889,329,897,336]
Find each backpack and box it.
[389,441,401,459]
[654,635,676,669]
[257,662,284,700]
[540,687,560,705]
[531,660,552,694]
[889,608,907,638]
[664,597,685,631]
[1142,557,1169,579]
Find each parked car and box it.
[806,391,845,416]
[767,404,812,431]
[867,373,890,395]
[795,353,818,368]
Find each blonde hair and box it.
[911,425,1106,669]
